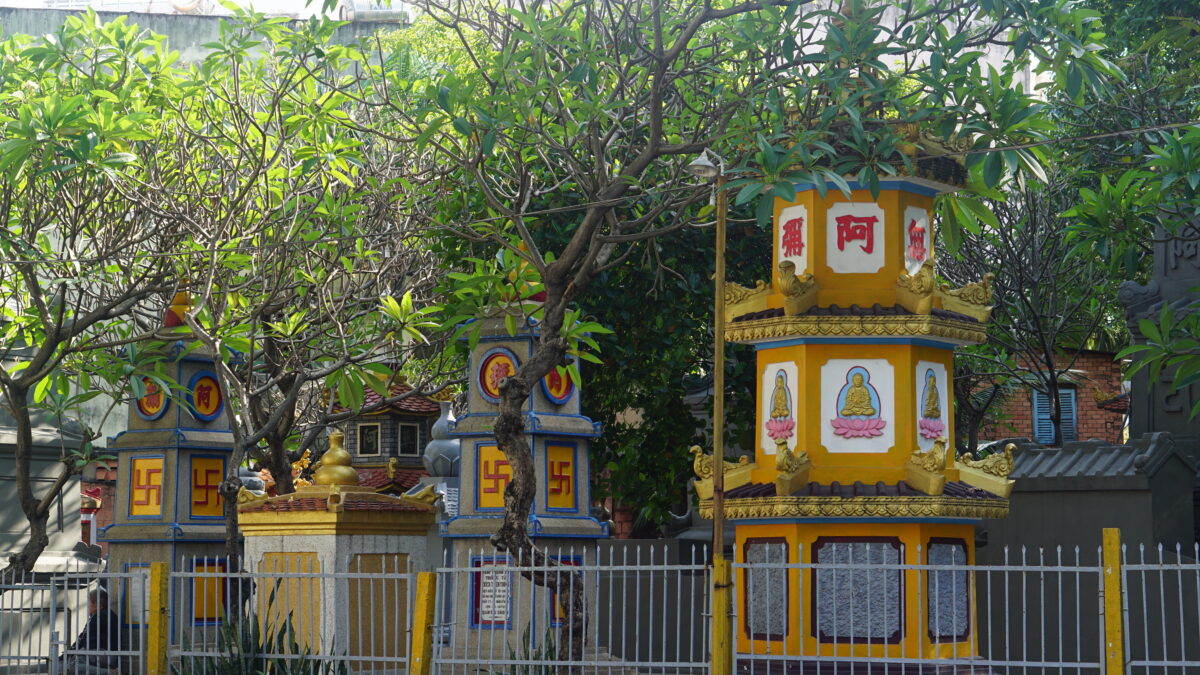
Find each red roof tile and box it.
[357,467,428,492]
[357,381,441,415]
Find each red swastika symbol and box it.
[549,460,572,495]
[193,468,221,506]
[835,214,877,254]
[133,467,162,506]
[781,216,805,258]
[482,460,510,494]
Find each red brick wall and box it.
[980,350,1126,445]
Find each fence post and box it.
[712,554,733,675]
[147,562,169,675]
[1101,528,1125,675]
[410,571,438,675]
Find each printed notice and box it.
[473,558,511,626]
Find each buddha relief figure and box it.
[831,367,886,438]
[771,372,792,419]
[765,369,796,450]
[923,371,941,419]
[918,368,946,439]
[840,373,877,417]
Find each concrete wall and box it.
[0,7,403,62]
[0,448,82,556]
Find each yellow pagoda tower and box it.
[693,172,1015,668]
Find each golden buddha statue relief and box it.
[831,367,885,438]
[765,368,796,451]
[918,368,946,439]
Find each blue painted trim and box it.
[127,454,166,520]
[476,346,520,404]
[133,381,170,421]
[448,412,602,439]
[98,522,226,543]
[791,179,942,197]
[544,441,580,514]
[186,370,224,422]
[755,337,958,350]
[539,364,575,405]
[188,454,227,521]
[469,555,513,629]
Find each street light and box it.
[686,151,721,180]
[689,150,728,560]
[692,149,730,675]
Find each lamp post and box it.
[686,150,727,558]
[688,149,730,675]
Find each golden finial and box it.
[164,284,193,328]
[313,429,360,486]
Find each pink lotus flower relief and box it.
[830,417,887,438]
[919,418,945,439]
[765,418,795,440]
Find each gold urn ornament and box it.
[313,430,360,486]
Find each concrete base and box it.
[442,538,600,656]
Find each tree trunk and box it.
[491,310,586,670]
[1047,374,1063,448]
[2,383,59,581]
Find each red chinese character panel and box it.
[826,202,885,273]
[776,204,809,274]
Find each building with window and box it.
[340,376,443,493]
[982,349,1127,446]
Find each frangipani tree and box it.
[380,0,1117,657]
[0,13,189,577]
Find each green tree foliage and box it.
[0,13,190,577]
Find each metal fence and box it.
[1123,543,1200,673]
[169,554,415,674]
[2,532,1199,674]
[0,568,146,675]
[430,543,711,674]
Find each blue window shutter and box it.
[1059,389,1078,443]
[1032,388,1078,445]
[1032,391,1054,444]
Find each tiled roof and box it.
[1011,432,1193,488]
[357,467,427,492]
[334,381,440,415]
[730,304,979,324]
[725,480,994,500]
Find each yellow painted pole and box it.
[712,555,733,675]
[1101,528,1125,675]
[147,562,168,675]
[409,572,438,675]
[712,173,728,559]
[711,167,731,675]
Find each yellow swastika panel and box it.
[477,445,511,510]
[190,457,225,518]
[130,457,164,518]
[546,445,576,510]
